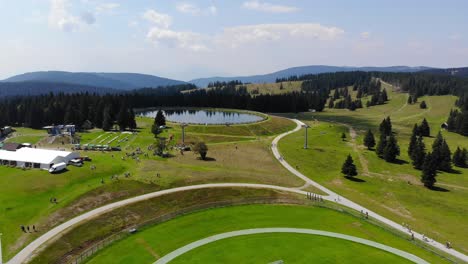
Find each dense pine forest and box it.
[1,71,468,133]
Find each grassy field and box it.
[4,127,48,144]
[279,87,468,255]
[86,204,449,264]
[182,81,303,95]
[171,233,413,264]
[0,113,302,260]
[29,188,298,263]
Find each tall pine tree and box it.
[411,136,426,170]
[363,129,376,150]
[421,152,437,189]
[383,134,400,162]
[419,118,430,137]
[341,154,358,178]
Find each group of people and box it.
[20,225,37,233]
[307,192,323,202]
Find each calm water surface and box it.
[140,109,264,124]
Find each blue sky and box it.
[0,0,467,81]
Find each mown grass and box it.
[86,204,449,264]
[279,88,468,255]
[4,127,48,144]
[171,233,412,264]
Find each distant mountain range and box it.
[2,71,186,91]
[1,66,467,97]
[189,65,434,87]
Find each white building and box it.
[0,147,80,170]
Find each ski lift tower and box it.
[181,123,188,146]
[0,233,3,264]
[302,124,310,149]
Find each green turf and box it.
[87,205,447,264]
[279,87,468,255]
[171,233,412,264]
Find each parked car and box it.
[69,159,83,167]
[49,162,67,173]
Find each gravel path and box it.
[6,183,314,264]
[153,228,430,264]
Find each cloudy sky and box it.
[0,0,467,80]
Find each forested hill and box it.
[2,71,186,90]
[0,81,118,97]
[421,67,468,78]
[189,65,433,87]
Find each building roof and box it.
[2,143,21,151]
[0,148,78,164]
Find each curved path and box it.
[153,228,429,264]
[272,118,468,263]
[7,183,317,264]
[8,117,468,263]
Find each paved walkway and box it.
[7,118,468,263]
[272,118,468,263]
[153,228,429,264]
[7,183,314,264]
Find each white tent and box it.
[0,148,79,169]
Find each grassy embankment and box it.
[279,85,468,255]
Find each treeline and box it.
[0,86,327,130]
[207,80,243,88]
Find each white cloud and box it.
[48,0,95,31]
[176,2,217,16]
[96,3,120,13]
[360,31,370,39]
[217,23,344,48]
[143,9,172,28]
[242,0,299,13]
[147,27,208,51]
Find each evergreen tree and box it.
[381,88,388,102]
[383,134,400,162]
[407,95,413,105]
[128,109,137,130]
[419,118,430,137]
[155,110,166,127]
[421,152,437,189]
[376,134,387,157]
[420,100,427,109]
[408,124,418,156]
[328,99,334,108]
[452,147,467,168]
[102,105,113,131]
[363,129,376,150]
[379,117,392,136]
[117,104,129,130]
[411,136,426,170]
[432,132,452,171]
[341,154,358,177]
[341,132,346,141]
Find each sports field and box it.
[86,205,448,263]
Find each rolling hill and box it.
[0,81,118,97]
[2,71,186,90]
[189,65,434,87]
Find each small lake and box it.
[140,109,265,125]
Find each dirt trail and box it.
[347,125,370,176]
